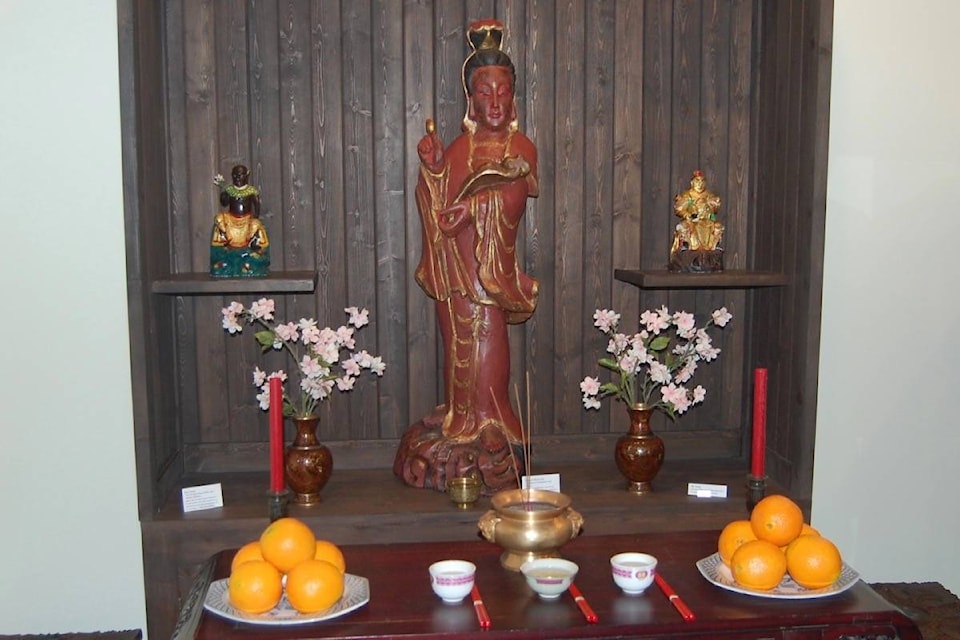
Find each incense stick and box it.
[491,388,524,493]
[513,383,530,505]
[525,372,532,482]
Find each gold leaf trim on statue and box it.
[455,156,531,202]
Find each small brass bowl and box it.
[446,476,482,509]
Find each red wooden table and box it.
[174,529,920,639]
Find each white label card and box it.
[521,473,561,492]
[687,482,728,499]
[181,483,224,512]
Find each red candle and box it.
[269,377,284,493]
[751,368,768,477]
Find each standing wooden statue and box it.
[668,170,725,273]
[394,19,539,494]
[210,164,270,278]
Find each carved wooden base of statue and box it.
[210,243,271,278]
[393,406,524,496]
[668,247,724,273]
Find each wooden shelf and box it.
[614,269,787,290]
[150,458,796,532]
[151,270,317,295]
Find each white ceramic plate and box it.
[696,553,859,600]
[203,573,370,625]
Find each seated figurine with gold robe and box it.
[669,170,724,273]
[210,165,270,278]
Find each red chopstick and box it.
[568,582,598,623]
[471,585,491,629]
[655,573,696,622]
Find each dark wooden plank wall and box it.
[121,0,832,503]
[159,0,760,464]
[120,0,183,516]
[751,0,832,501]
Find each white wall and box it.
[0,0,954,636]
[815,0,960,595]
[0,0,146,635]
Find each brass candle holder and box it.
[267,489,289,522]
[746,474,767,513]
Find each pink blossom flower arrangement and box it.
[581,305,732,418]
[221,298,385,418]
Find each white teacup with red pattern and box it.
[429,559,476,603]
[610,552,658,595]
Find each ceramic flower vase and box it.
[614,404,665,494]
[285,415,333,505]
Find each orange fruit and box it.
[730,539,787,590]
[750,494,804,547]
[313,539,346,574]
[260,517,317,573]
[228,560,283,613]
[717,520,757,567]
[786,534,842,589]
[231,541,265,573]
[779,524,821,551]
[284,559,345,613]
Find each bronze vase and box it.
[284,415,333,505]
[614,404,665,494]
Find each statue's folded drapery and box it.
[415,159,538,326]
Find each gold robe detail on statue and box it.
[415,159,538,325]
[413,146,539,442]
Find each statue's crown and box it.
[467,19,504,52]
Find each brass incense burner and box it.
[478,488,584,571]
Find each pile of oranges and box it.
[717,494,842,591]
[229,517,346,614]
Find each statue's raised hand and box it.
[417,118,445,173]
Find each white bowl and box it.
[610,552,657,595]
[520,558,579,600]
[429,560,476,603]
